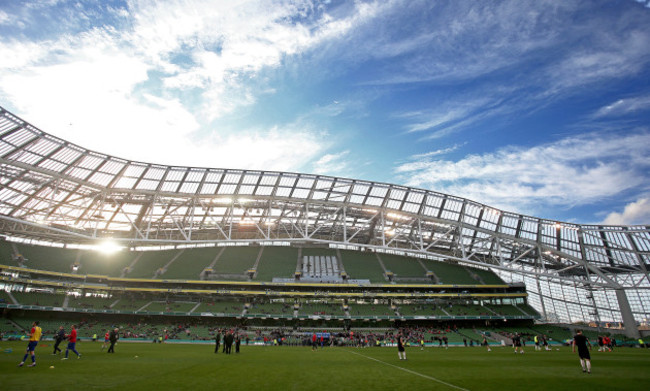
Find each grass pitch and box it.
[2,341,649,391]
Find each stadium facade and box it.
[0,105,648,337]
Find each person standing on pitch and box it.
[397,333,407,360]
[513,333,524,354]
[572,330,592,374]
[215,329,221,354]
[62,324,81,360]
[101,330,110,351]
[53,325,65,355]
[224,331,234,354]
[18,321,42,367]
[108,328,119,353]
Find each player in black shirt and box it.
[513,334,524,354]
[572,330,592,374]
[397,334,406,360]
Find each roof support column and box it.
[615,289,640,339]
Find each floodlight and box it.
[95,240,123,254]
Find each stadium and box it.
[1,105,649,390]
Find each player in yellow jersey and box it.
[18,321,42,367]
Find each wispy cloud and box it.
[602,197,650,225]
[408,144,463,160]
[395,132,650,216]
[0,0,382,172]
[593,95,650,118]
[311,150,352,177]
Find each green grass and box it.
[1,341,649,391]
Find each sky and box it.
[1,0,650,226]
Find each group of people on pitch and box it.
[18,322,81,367]
[214,329,241,354]
[17,321,121,367]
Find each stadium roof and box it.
[1,104,649,332]
[1,105,649,289]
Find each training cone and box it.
[50,366,55,369]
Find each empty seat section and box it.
[162,247,218,279]
[348,304,393,316]
[423,260,477,284]
[12,291,65,307]
[254,247,299,281]
[146,301,197,313]
[338,250,385,282]
[213,247,259,274]
[0,240,19,266]
[14,243,77,273]
[78,250,135,277]
[194,300,243,314]
[247,302,292,316]
[68,295,114,310]
[469,267,505,284]
[379,253,426,277]
[128,250,178,278]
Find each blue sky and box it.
[1,0,650,225]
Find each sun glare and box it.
[95,240,123,254]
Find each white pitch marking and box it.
[347,350,471,391]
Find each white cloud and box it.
[192,125,328,171]
[594,95,650,118]
[311,150,351,176]
[395,132,650,215]
[0,10,9,25]
[602,197,650,225]
[123,0,385,120]
[407,144,463,160]
[0,0,381,172]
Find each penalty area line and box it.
[346,350,471,391]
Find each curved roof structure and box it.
[0,105,648,333]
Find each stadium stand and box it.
[77,249,136,277]
[469,267,505,284]
[146,301,197,313]
[0,239,17,266]
[193,300,244,315]
[254,246,299,281]
[378,253,427,279]
[160,246,217,279]
[247,302,292,316]
[348,303,394,316]
[338,250,385,283]
[396,304,448,317]
[0,290,13,305]
[13,243,77,273]
[67,294,114,310]
[422,259,478,284]
[125,249,179,278]
[12,291,65,307]
[299,302,345,317]
[213,246,260,274]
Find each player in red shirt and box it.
[101,331,110,351]
[62,324,82,359]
